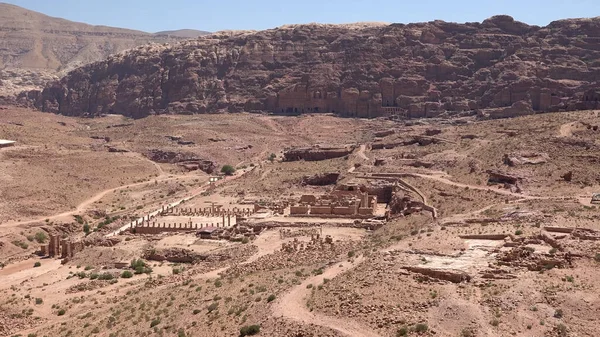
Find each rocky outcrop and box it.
[503,152,549,166]
[402,266,471,283]
[486,170,522,185]
[301,173,340,186]
[21,17,600,119]
[144,149,216,173]
[283,145,355,161]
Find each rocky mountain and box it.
[0,3,208,95]
[23,16,600,119]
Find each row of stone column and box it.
[135,213,234,228]
[135,221,229,229]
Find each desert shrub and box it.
[490,319,500,327]
[121,271,133,278]
[97,273,114,280]
[397,327,408,336]
[221,165,236,176]
[35,298,43,305]
[214,279,222,287]
[239,325,260,336]
[557,323,567,337]
[83,223,90,235]
[461,328,476,337]
[33,262,41,268]
[554,309,564,318]
[241,237,249,244]
[57,309,66,316]
[192,309,201,315]
[12,241,28,249]
[415,323,428,332]
[515,230,523,235]
[595,253,600,262]
[268,153,276,162]
[207,302,218,312]
[267,294,276,302]
[150,318,160,328]
[172,267,181,275]
[34,232,47,243]
[347,251,355,258]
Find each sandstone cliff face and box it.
[26,16,600,118]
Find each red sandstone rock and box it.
[20,17,600,118]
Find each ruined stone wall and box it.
[332,206,356,215]
[290,206,309,215]
[358,207,374,215]
[310,206,332,215]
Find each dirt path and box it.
[1,177,177,229]
[356,144,369,161]
[408,173,533,199]
[273,255,382,337]
[1,152,170,229]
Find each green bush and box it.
[207,302,218,312]
[415,323,428,332]
[267,294,276,302]
[83,223,90,235]
[34,232,47,243]
[515,230,523,235]
[33,261,41,268]
[239,325,260,336]
[241,237,249,244]
[150,318,160,328]
[121,271,133,278]
[192,309,201,315]
[57,309,66,316]
[98,273,114,280]
[268,153,276,162]
[35,298,43,305]
[74,215,84,224]
[12,240,28,249]
[397,327,408,336]
[221,165,236,176]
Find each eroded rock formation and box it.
[20,16,600,119]
[301,173,341,186]
[283,145,355,161]
[144,149,216,173]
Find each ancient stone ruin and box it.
[39,234,83,261]
[290,185,378,217]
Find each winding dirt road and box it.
[273,255,382,337]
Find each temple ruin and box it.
[290,186,378,217]
[39,234,83,260]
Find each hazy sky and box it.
[4,0,600,33]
